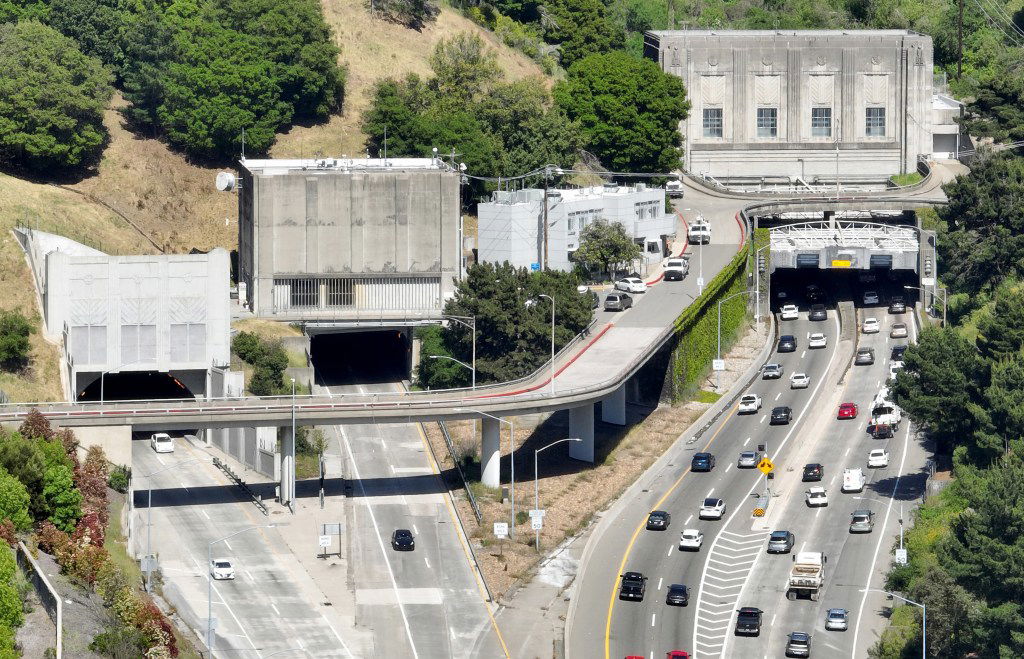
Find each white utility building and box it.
[477,184,676,272]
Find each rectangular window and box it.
[326,279,353,307]
[756,108,778,138]
[120,324,156,365]
[289,279,318,308]
[866,107,886,137]
[70,325,106,365]
[170,323,206,362]
[811,107,832,138]
[702,108,723,138]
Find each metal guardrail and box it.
[212,456,269,515]
[436,420,483,523]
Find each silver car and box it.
[849,509,875,533]
[737,451,760,468]
[825,608,849,631]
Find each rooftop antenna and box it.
[383,125,388,163]
[241,127,246,160]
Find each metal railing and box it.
[436,420,482,522]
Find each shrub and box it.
[72,511,105,548]
[43,465,82,533]
[108,465,131,494]
[231,331,263,364]
[94,559,130,608]
[18,409,53,442]
[67,543,107,585]
[0,311,32,373]
[0,522,13,548]
[0,583,21,628]
[0,431,48,521]
[0,470,31,533]
[131,600,177,656]
[55,428,80,468]
[0,549,13,584]
[89,625,147,658]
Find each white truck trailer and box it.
[787,551,827,601]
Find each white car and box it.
[867,448,890,468]
[842,468,866,493]
[780,304,800,320]
[762,363,783,379]
[679,528,703,551]
[615,277,647,294]
[790,372,810,389]
[808,333,827,349]
[210,558,235,580]
[698,497,726,520]
[151,433,174,453]
[738,394,762,414]
[805,487,828,507]
[890,323,909,339]
[862,318,880,334]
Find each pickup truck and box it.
[842,468,866,493]
[787,551,827,601]
[735,607,763,636]
[870,402,902,429]
[619,572,647,601]
[738,394,762,414]
[688,219,711,244]
[663,256,690,281]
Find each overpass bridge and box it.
[0,160,962,489]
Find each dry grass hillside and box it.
[271,0,549,158]
[0,173,157,401]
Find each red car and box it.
[838,402,859,419]
[667,653,691,659]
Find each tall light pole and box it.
[455,408,516,537]
[208,524,275,651]
[289,378,296,512]
[533,438,580,552]
[143,457,204,592]
[860,588,926,658]
[528,294,556,396]
[904,284,947,326]
[428,355,475,389]
[716,290,756,390]
[441,315,476,390]
[98,358,149,403]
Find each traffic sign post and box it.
[531,518,543,531]
[712,359,725,371]
[494,522,509,556]
[757,458,775,475]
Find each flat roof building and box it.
[644,29,938,184]
[478,184,676,272]
[237,157,462,323]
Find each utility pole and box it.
[542,166,550,270]
[957,0,964,79]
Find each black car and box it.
[805,284,824,303]
[778,335,797,352]
[619,571,647,601]
[809,304,827,321]
[665,584,690,606]
[855,347,875,365]
[735,607,763,636]
[888,296,906,314]
[646,510,671,530]
[891,344,908,361]
[691,452,716,472]
[802,463,823,481]
[391,529,415,551]
[770,406,793,425]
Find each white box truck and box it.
[787,551,826,601]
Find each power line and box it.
[970,0,1024,46]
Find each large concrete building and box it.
[644,30,941,183]
[237,157,462,323]
[16,228,231,400]
[477,184,676,272]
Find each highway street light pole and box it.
[441,315,476,389]
[427,355,475,389]
[532,294,556,396]
[716,290,757,390]
[905,284,947,327]
[143,457,204,592]
[533,438,581,552]
[456,408,516,538]
[207,524,275,652]
[860,588,926,658]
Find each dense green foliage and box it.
[0,470,30,532]
[937,152,1024,296]
[0,21,112,172]
[363,33,582,183]
[231,331,290,396]
[543,0,624,67]
[554,51,689,173]
[573,218,643,279]
[415,262,592,388]
[0,310,32,372]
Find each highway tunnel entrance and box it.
[309,329,411,386]
[77,371,197,402]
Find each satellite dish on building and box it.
[215,172,236,192]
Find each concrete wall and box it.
[238,158,462,319]
[75,425,132,467]
[645,29,934,181]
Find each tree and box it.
[937,151,1024,295]
[0,310,31,372]
[573,218,643,280]
[0,469,31,532]
[976,286,1024,360]
[890,326,988,456]
[0,21,112,173]
[554,51,690,173]
[0,432,47,521]
[429,33,501,105]
[961,51,1024,144]
[46,0,128,72]
[543,0,624,67]
[44,465,82,532]
[907,566,984,658]
[362,74,433,158]
[0,583,21,629]
[119,1,176,131]
[978,353,1024,457]
[372,0,440,29]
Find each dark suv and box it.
[770,406,793,425]
[619,572,647,601]
[802,463,823,481]
[809,304,827,321]
[735,607,763,636]
[778,335,797,352]
[691,452,716,472]
[891,344,908,361]
[888,296,907,314]
[646,510,671,530]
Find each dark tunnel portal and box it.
[310,330,410,386]
[78,371,195,402]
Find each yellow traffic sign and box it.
[757,458,775,475]
[752,506,765,517]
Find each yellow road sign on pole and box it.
[757,458,775,475]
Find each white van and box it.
[151,433,174,453]
[841,468,865,493]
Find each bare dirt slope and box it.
[271,1,549,158]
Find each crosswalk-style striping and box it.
[693,530,769,657]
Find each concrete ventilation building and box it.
[644,30,943,184]
[237,157,462,323]
[15,228,231,400]
[477,184,676,272]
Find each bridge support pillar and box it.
[601,385,627,425]
[569,404,595,462]
[481,417,501,489]
[281,430,295,507]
